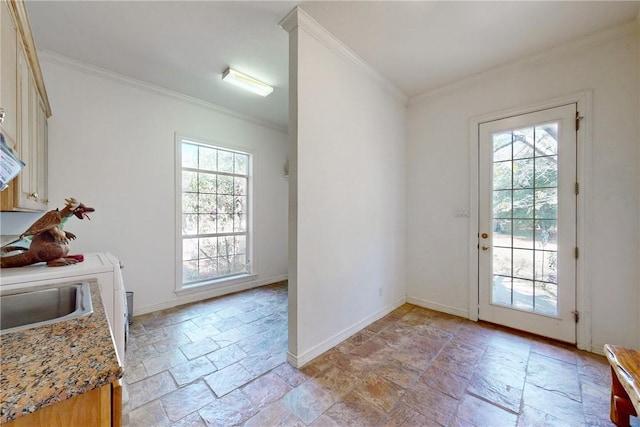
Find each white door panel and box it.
[478,104,577,343]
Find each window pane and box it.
[512,249,534,280]
[183,238,199,261]
[493,219,511,247]
[218,257,232,275]
[513,158,533,189]
[236,235,246,254]
[199,193,216,215]
[182,214,198,235]
[535,220,557,248]
[534,156,557,187]
[217,175,234,195]
[183,261,199,282]
[493,190,512,218]
[217,236,233,256]
[534,281,558,315]
[183,193,198,214]
[535,188,557,219]
[182,144,198,168]
[199,146,217,171]
[493,133,512,162]
[182,171,198,192]
[199,237,217,258]
[513,189,534,218]
[232,254,247,274]
[234,196,246,215]
[198,172,216,194]
[234,177,247,195]
[493,247,511,277]
[199,257,217,280]
[235,153,249,175]
[198,214,216,234]
[492,276,512,306]
[512,128,534,159]
[512,220,534,249]
[218,150,234,173]
[218,214,234,233]
[493,161,511,190]
[512,279,534,311]
[217,195,234,214]
[535,124,558,155]
[535,250,557,283]
[234,213,246,232]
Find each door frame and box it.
[468,91,593,351]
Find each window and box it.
[178,137,252,288]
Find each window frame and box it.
[174,134,256,294]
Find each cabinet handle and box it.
[29,192,39,200]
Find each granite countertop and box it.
[0,281,124,423]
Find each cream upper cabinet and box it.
[0,0,51,212]
[0,0,18,146]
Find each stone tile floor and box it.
[123,282,634,426]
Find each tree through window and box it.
[179,138,251,286]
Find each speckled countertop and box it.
[0,281,124,423]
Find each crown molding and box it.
[38,51,288,134]
[409,19,640,108]
[280,7,408,106]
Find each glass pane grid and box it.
[491,124,559,316]
[181,141,250,285]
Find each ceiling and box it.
[26,1,640,131]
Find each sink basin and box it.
[0,282,93,334]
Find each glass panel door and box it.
[478,104,577,343]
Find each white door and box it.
[478,104,577,343]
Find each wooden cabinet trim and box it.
[6,0,51,117]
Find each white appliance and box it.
[0,252,127,363]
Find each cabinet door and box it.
[3,384,113,427]
[15,67,39,210]
[37,98,48,207]
[17,44,35,208]
[13,68,48,211]
[0,0,18,145]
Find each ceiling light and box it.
[222,68,273,97]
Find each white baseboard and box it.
[406,296,469,319]
[287,296,407,368]
[134,274,288,316]
[590,342,606,356]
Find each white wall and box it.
[407,28,640,350]
[11,56,289,314]
[282,9,407,366]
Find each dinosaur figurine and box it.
[1,198,95,268]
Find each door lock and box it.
[481,233,488,239]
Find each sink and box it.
[0,282,93,334]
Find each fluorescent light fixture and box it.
[222,68,273,97]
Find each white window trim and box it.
[174,133,257,293]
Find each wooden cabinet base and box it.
[5,381,122,427]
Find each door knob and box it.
[482,246,489,251]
